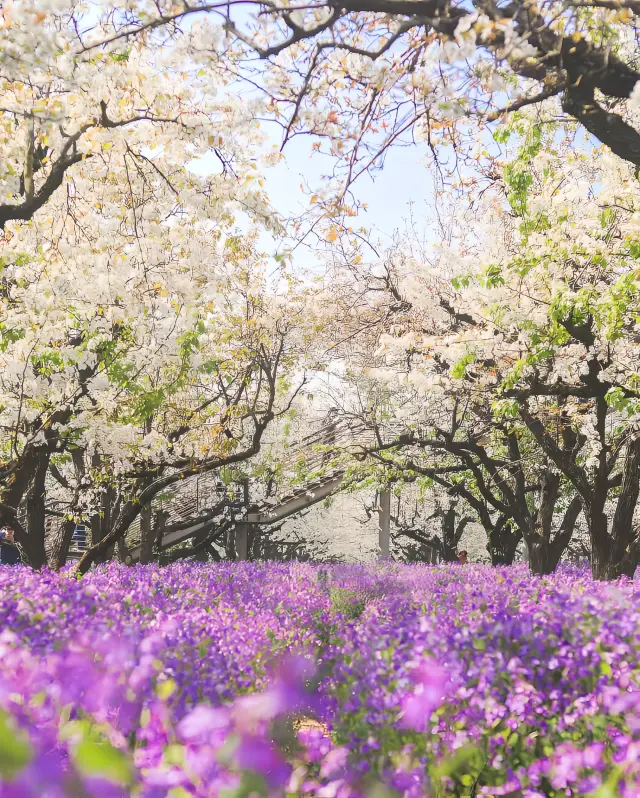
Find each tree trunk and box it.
[526,471,559,576]
[440,507,458,562]
[48,518,77,571]
[378,488,391,559]
[606,436,640,578]
[45,447,87,571]
[154,509,168,554]
[139,504,154,565]
[527,494,581,576]
[547,495,582,572]
[90,484,116,565]
[487,517,521,565]
[2,449,44,566]
[588,509,610,580]
[21,452,49,568]
[116,536,131,564]
[528,538,551,575]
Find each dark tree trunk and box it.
[90,484,116,565]
[48,517,77,571]
[440,507,458,562]
[47,447,86,571]
[116,536,130,564]
[225,524,236,561]
[154,509,168,554]
[436,506,471,562]
[527,485,581,576]
[139,504,154,565]
[528,538,551,575]
[90,514,101,548]
[605,436,640,579]
[547,495,583,572]
[588,508,610,580]
[526,472,559,576]
[487,516,521,566]
[1,449,42,563]
[21,452,49,569]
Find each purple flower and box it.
[320,746,349,778]
[178,705,230,742]
[0,561,638,797]
[235,735,291,788]
[400,658,448,731]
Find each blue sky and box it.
[194,126,437,272]
[263,135,435,234]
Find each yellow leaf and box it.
[156,679,177,701]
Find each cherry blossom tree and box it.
[310,222,583,572]
[0,4,322,570]
[0,2,273,229]
[482,123,640,579]
[86,0,640,203]
[340,376,584,572]
[2,220,312,570]
[359,117,640,579]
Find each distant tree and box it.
[357,125,640,579]
[390,496,472,563]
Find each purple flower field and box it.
[0,563,638,797]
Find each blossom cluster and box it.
[0,562,638,796]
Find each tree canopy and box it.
[0,0,638,578]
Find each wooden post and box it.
[378,488,391,560]
[236,478,250,561]
[139,505,151,564]
[236,523,248,561]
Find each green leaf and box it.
[451,352,475,379]
[0,709,32,779]
[74,739,133,787]
[482,263,505,288]
[156,678,177,700]
[164,744,186,767]
[431,744,483,781]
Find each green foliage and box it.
[628,239,640,260]
[0,323,24,352]
[481,263,505,288]
[329,587,368,620]
[491,398,519,419]
[431,745,485,797]
[63,718,135,787]
[501,124,542,218]
[0,709,33,780]
[451,352,475,380]
[74,738,134,787]
[225,770,270,798]
[451,274,471,290]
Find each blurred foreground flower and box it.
[400,657,448,731]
